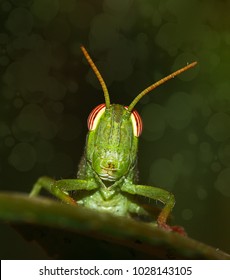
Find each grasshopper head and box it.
[86,104,141,183]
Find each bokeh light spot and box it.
[43,77,66,101]
[8,142,36,171]
[215,168,230,197]
[188,131,198,145]
[173,150,195,176]
[218,142,230,167]
[141,103,166,141]
[211,161,221,173]
[1,1,12,12]
[4,136,15,147]
[5,8,33,35]
[51,102,64,114]
[1,86,16,100]
[197,50,220,73]
[13,97,24,108]
[45,17,71,43]
[0,122,10,138]
[151,9,162,26]
[68,1,95,29]
[155,23,182,55]
[4,47,53,94]
[12,104,57,141]
[67,80,79,93]
[182,208,193,220]
[90,13,119,51]
[196,186,208,200]
[32,0,59,22]
[149,158,177,190]
[59,0,75,13]
[199,142,213,163]
[165,92,194,130]
[172,153,184,174]
[104,0,133,14]
[205,113,230,142]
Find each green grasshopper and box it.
[30,46,197,234]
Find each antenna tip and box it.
[80,45,86,53]
[189,61,198,68]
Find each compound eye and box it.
[131,110,143,137]
[87,104,106,131]
[124,106,142,137]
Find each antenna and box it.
[81,46,110,108]
[128,61,197,112]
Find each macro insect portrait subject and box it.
[29,46,197,234]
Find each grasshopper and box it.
[30,46,197,233]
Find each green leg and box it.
[29,176,97,205]
[121,183,175,228]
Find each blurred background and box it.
[0,0,229,258]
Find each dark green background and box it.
[0,0,229,258]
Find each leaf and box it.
[0,192,229,259]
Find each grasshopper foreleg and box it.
[29,176,97,205]
[121,183,185,235]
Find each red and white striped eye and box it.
[131,110,143,137]
[87,104,106,131]
[125,107,143,137]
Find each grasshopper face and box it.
[86,104,141,184]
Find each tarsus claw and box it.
[158,222,187,236]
